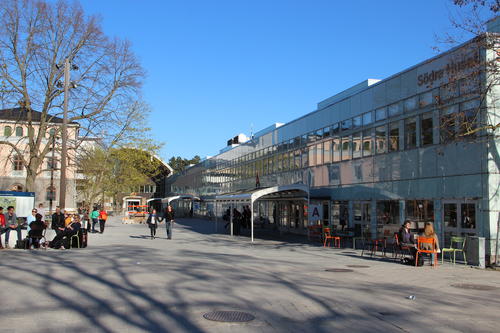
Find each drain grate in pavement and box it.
[203,311,255,323]
[325,268,354,272]
[347,265,370,268]
[451,283,499,291]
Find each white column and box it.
[251,200,254,243]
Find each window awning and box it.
[162,194,201,204]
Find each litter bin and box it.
[465,236,485,268]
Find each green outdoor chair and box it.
[441,236,467,265]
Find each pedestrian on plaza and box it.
[164,204,175,239]
[90,207,99,233]
[98,208,108,234]
[0,207,6,249]
[146,209,162,239]
[3,206,21,248]
[26,208,37,233]
[51,207,66,236]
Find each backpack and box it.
[401,256,424,267]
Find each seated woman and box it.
[28,213,45,248]
[398,220,416,258]
[50,217,81,249]
[420,222,440,253]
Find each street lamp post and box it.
[59,58,70,210]
[49,134,56,214]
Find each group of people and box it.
[222,206,251,235]
[146,204,175,240]
[398,219,441,264]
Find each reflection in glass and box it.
[332,138,341,162]
[375,125,387,154]
[405,117,417,149]
[323,140,332,164]
[352,132,361,159]
[389,122,399,152]
[341,136,351,161]
[461,203,476,229]
[362,129,372,157]
[421,112,434,146]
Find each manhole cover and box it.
[347,265,370,268]
[203,311,255,323]
[325,268,354,272]
[451,283,499,291]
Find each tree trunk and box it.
[25,167,37,192]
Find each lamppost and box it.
[57,58,78,210]
[49,132,58,215]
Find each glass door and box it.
[353,201,370,236]
[443,200,477,246]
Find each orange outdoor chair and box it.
[323,227,340,248]
[416,236,438,267]
[393,233,410,259]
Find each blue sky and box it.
[77,0,467,160]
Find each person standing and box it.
[164,204,175,239]
[4,206,21,248]
[146,209,162,239]
[98,208,108,234]
[0,207,6,249]
[90,207,99,233]
[37,203,46,223]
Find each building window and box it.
[389,122,400,152]
[440,82,459,101]
[11,184,23,191]
[419,90,433,108]
[404,96,417,112]
[301,148,308,168]
[352,132,361,159]
[308,145,316,167]
[353,116,362,128]
[341,119,352,131]
[47,157,57,170]
[376,200,400,225]
[331,122,340,135]
[362,129,372,157]
[405,117,417,149]
[440,105,458,144]
[341,136,351,161]
[458,99,480,137]
[323,140,332,164]
[46,186,56,201]
[15,126,23,137]
[405,200,434,223]
[4,126,12,137]
[315,143,322,166]
[363,112,373,126]
[375,125,387,154]
[420,112,434,146]
[375,107,387,121]
[332,138,341,162]
[388,103,401,117]
[13,155,23,171]
[461,203,476,229]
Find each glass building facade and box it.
[166,33,500,263]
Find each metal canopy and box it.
[162,194,200,204]
[214,184,310,242]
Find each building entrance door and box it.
[443,200,477,246]
[353,201,371,236]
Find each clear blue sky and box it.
[77,0,466,160]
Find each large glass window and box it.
[404,96,417,112]
[332,138,341,162]
[308,145,316,167]
[421,112,434,146]
[352,132,361,159]
[322,126,331,138]
[444,203,457,228]
[341,136,351,161]
[376,200,400,225]
[405,200,434,223]
[441,82,459,101]
[315,143,322,165]
[331,122,340,135]
[440,105,458,144]
[375,107,387,121]
[419,91,433,108]
[389,121,400,152]
[362,129,372,157]
[331,201,349,230]
[405,117,417,149]
[388,103,401,117]
[294,150,301,169]
[301,148,309,168]
[375,125,387,154]
[353,116,362,128]
[323,140,332,164]
[363,112,373,126]
[458,99,480,137]
[341,119,352,131]
[461,203,476,229]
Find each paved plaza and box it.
[0,216,499,333]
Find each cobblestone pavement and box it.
[0,216,499,333]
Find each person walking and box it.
[98,208,108,234]
[90,207,99,233]
[164,204,175,239]
[3,206,21,248]
[146,209,162,239]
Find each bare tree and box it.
[0,0,145,191]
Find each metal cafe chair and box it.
[441,236,467,265]
[323,227,340,248]
[416,236,438,267]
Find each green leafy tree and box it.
[168,155,201,173]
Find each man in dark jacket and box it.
[165,205,175,239]
[50,218,81,249]
[51,207,65,236]
[399,220,416,258]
